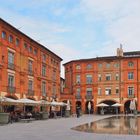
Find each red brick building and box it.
[62,47,140,114]
[0,18,62,103]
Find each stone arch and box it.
[97,99,118,114]
[124,100,131,113]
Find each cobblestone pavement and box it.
[0,115,139,140]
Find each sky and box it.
[0,0,140,77]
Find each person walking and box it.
[76,105,80,118]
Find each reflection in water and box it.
[72,116,140,135]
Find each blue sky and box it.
[0,0,140,77]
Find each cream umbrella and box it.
[129,100,136,113]
[112,103,123,114]
[96,103,109,115]
[96,103,109,107]
[112,103,123,107]
[66,100,71,111]
[88,101,91,114]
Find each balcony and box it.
[27,89,34,96]
[128,94,135,98]
[8,63,15,70]
[75,94,82,100]
[28,70,34,76]
[7,86,16,93]
[85,94,93,100]
[52,94,57,99]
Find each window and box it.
[28,80,33,90]
[128,87,134,96]
[128,72,134,80]
[98,63,102,68]
[42,81,46,96]
[28,46,33,53]
[87,64,92,69]
[98,88,102,95]
[98,74,101,82]
[106,74,111,81]
[52,70,56,80]
[2,31,6,39]
[105,88,111,95]
[76,88,81,96]
[76,75,81,84]
[115,73,119,81]
[28,60,33,72]
[106,63,110,68]
[24,43,27,49]
[86,88,92,96]
[15,38,20,46]
[9,35,13,43]
[52,85,56,96]
[114,63,119,68]
[76,64,81,70]
[42,54,46,62]
[8,51,14,69]
[8,51,14,64]
[8,74,14,87]
[42,65,46,76]
[128,62,134,67]
[116,87,119,95]
[34,49,37,55]
[86,74,92,84]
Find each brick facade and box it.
[62,48,140,114]
[0,18,62,102]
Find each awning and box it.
[0,97,19,104]
[50,100,67,106]
[17,98,38,105]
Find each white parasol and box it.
[129,100,136,111]
[96,103,109,107]
[66,100,71,111]
[88,101,91,114]
[112,103,123,107]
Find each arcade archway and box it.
[76,101,82,112]
[124,100,131,113]
[97,100,117,114]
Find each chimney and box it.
[119,44,123,57]
[116,44,123,57]
[117,48,120,57]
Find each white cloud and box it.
[80,0,140,53]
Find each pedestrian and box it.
[8,112,14,124]
[76,105,80,118]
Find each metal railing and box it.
[128,94,135,98]
[7,86,16,93]
[85,94,93,100]
[28,70,34,76]
[8,63,15,70]
[27,89,34,96]
[75,94,82,99]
